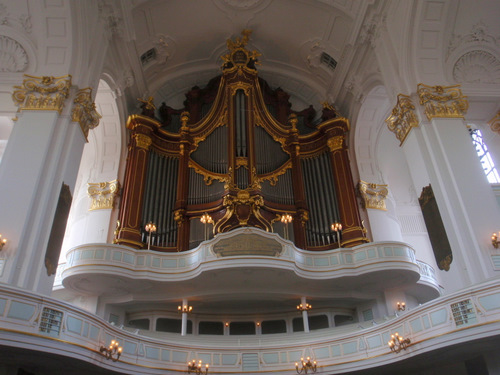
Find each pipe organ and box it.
[116,31,368,252]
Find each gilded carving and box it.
[255,160,292,186]
[87,180,120,210]
[327,136,344,152]
[12,74,72,114]
[288,113,298,132]
[417,84,468,120]
[385,94,419,146]
[134,134,152,150]
[358,180,388,211]
[488,111,500,134]
[222,190,265,226]
[221,29,261,72]
[189,160,229,186]
[72,87,102,140]
[236,157,248,168]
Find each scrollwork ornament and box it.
[385,94,419,146]
[488,111,500,134]
[87,180,120,210]
[12,74,72,114]
[72,87,102,140]
[358,180,388,210]
[417,84,468,121]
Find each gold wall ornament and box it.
[327,136,344,152]
[87,180,120,210]
[358,180,389,210]
[134,134,152,150]
[488,110,500,134]
[417,83,468,120]
[72,87,102,140]
[12,74,72,114]
[385,94,419,146]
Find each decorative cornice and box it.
[72,88,101,140]
[447,21,500,60]
[133,134,152,150]
[87,180,120,210]
[327,136,344,152]
[385,94,418,146]
[12,74,72,114]
[417,84,468,120]
[488,111,500,134]
[358,181,388,211]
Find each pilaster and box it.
[387,83,500,292]
[0,74,98,294]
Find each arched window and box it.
[469,128,500,183]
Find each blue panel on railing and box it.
[430,308,447,326]
[479,292,500,310]
[342,341,357,355]
[263,353,279,364]
[67,316,83,334]
[7,301,36,321]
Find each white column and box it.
[0,76,90,295]
[301,296,310,333]
[389,85,500,292]
[181,298,188,336]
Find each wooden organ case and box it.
[116,31,368,252]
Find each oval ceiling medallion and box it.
[453,50,500,84]
[0,35,29,72]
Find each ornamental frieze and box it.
[417,84,468,121]
[12,74,72,114]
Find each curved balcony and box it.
[60,228,439,314]
[2,279,500,374]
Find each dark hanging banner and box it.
[419,184,453,271]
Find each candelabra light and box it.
[388,332,411,353]
[397,301,406,311]
[187,360,209,374]
[0,234,6,251]
[492,232,500,248]
[295,357,317,374]
[281,213,293,239]
[100,339,122,361]
[331,222,342,248]
[297,303,312,311]
[178,304,193,313]
[145,222,156,250]
[200,213,213,241]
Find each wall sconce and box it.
[397,301,406,311]
[0,234,6,251]
[200,213,213,241]
[388,332,411,353]
[281,213,293,240]
[295,357,317,374]
[178,304,193,313]
[297,303,312,311]
[145,222,156,250]
[492,232,500,248]
[225,322,229,327]
[331,222,342,248]
[100,339,122,361]
[188,360,209,374]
